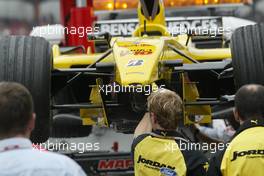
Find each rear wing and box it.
[95,17,223,37]
[93,1,244,11]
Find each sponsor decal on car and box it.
[117,42,155,56]
[127,59,144,67]
[117,42,153,47]
[98,159,133,171]
[120,50,133,56]
[120,49,153,56]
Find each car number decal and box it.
[127,60,144,67]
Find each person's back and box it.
[0,138,86,176]
[133,130,207,176]
[220,120,264,176]
[132,89,208,176]
[0,82,87,176]
[208,84,264,176]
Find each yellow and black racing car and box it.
[0,0,263,143]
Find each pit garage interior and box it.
[0,0,264,175]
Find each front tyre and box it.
[0,36,51,143]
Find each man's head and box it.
[0,82,35,139]
[234,84,264,124]
[147,88,183,130]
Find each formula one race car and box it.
[0,0,263,143]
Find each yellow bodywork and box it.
[53,0,232,126]
[80,79,109,126]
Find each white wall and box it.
[0,1,33,21]
[39,1,60,22]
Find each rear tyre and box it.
[0,36,51,143]
[231,24,264,89]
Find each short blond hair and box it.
[147,89,183,130]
